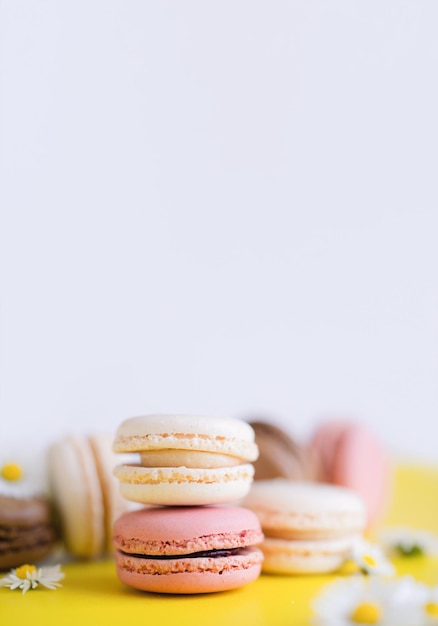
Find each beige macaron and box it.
[112,414,259,506]
[243,479,366,574]
[47,433,139,559]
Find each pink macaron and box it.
[309,420,390,528]
[113,506,264,594]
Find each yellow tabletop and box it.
[2,463,438,626]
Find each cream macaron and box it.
[243,479,366,574]
[48,433,139,559]
[112,414,259,506]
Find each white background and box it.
[1,1,437,463]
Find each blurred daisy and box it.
[379,527,438,558]
[312,575,426,626]
[0,446,48,497]
[0,564,64,595]
[402,582,438,625]
[350,538,395,576]
[421,585,438,624]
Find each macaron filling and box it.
[139,449,242,468]
[118,547,249,560]
[115,545,264,577]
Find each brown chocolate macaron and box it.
[249,420,317,481]
[0,495,57,570]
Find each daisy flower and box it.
[0,446,48,497]
[408,583,438,625]
[0,564,64,594]
[379,527,438,558]
[312,575,426,626]
[350,537,395,576]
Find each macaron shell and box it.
[259,536,354,574]
[115,550,263,594]
[114,463,255,506]
[88,434,141,553]
[243,479,366,539]
[113,414,258,461]
[309,420,348,481]
[47,435,105,558]
[113,505,263,554]
[331,424,391,528]
[309,420,390,527]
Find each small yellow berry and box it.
[350,602,381,624]
[1,463,23,481]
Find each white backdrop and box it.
[1,1,437,463]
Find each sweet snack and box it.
[112,414,259,505]
[113,505,264,594]
[0,495,57,570]
[308,420,390,528]
[248,420,315,481]
[243,479,366,574]
[47,433,138,559]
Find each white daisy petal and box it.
[350,537,395,576]
[0,447,48,498]
[312,575,428,626]
[21,580,31,595]
[0,563,64,593]
[10,579,24,590]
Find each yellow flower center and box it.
[1,463,23,481]
[350,602,381,624]
[363,554,377,568]
[425,603,438,617]
[15,565,37,579]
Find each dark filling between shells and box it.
[124,548,242,560]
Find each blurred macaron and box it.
[47,433,141,559]
[0,495,57,571]
[248,419,315,481]
[308,419,391,528]
[243,479,366,574]
[0,446,57,569]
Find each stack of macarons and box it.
[111,414,264,594]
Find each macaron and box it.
[113,505,264,594]
[112,414,259,506]
[47,433,139,559]
[308,420,390,528]
[0,495,57,570]
[243,479,366,574]
[249,420,315,481]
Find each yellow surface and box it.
[1,463,438,626]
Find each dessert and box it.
[0,495,57,570]
[47,433,137,558]
[113,505,264,593]
[243,479,366,574]
[309,420,390,527]
[112,414,258,506]
[249,420,314,481]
